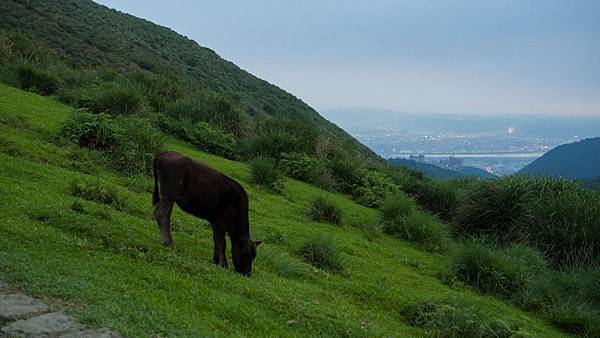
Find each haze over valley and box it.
[324,108,600,175]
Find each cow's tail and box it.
[152,154,161,206]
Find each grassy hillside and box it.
[518,137,600,179]
[0,84,566,336]
[388,158,496,180]
[0,0,375,160]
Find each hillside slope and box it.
[518,137,600,179]
[388,158,496,179]
[0,84,563,336]
[0,0,375,159]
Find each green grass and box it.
[0,83,565,336]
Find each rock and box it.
[1,312,83,337]
[61,328,124,338]
[287,319,298,326]
[0,293,49,320]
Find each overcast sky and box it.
[95,0,600,117]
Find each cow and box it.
[152,151,261,276]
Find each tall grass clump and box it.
[353,169,400,208]
[410,179,459,221]
[448,239,547,297]
[453,176,600,267]
[307,195,343,225]
[183,122,239,160]
[59,109,164,174]
[249,157,285,193]
[400,299,519,338]
[379,193,448,251]
[297,234,344,272]
[164,92,246,136]
[79,82,150,116]
[242,116,319,159]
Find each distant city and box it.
[323,108,600,175]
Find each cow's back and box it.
[155,152,247,224]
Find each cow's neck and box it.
[228,219,250,242]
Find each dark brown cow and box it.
[152,151,261,276]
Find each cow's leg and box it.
[154,197,174,247]
[211,223,228,268]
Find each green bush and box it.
[79,82,150,116]
[185,122,239,159]
[354,169,400,208]
[280,152,318,182]
[110,117,165,175]
[59,109,121,150]
[69,179,128,209]
[279,153,338,191]
[249,157,285,193]
[307,195,343,225]
[297,234,344,272]
[16,63,59,95]
[328,158,363,194]
[383,212,448,251]
[59,110,164,174]
[379,192,417,222]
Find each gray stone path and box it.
[0,282,122,338]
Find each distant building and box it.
[484,165,493,173]
[439,156,463,170]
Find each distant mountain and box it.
[388,158,496,180]
[518,137,600,179]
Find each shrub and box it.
[297,234,344,272]
[411,179,458,221]
[110,117,164,175]
[354,169,400,208]
[280,152,317,181]
[79,82,150,116]
[400,299,518,338]
[17,64,59,95]
[59,110,164,174]
[383,212,449,251]
[59,109,121,150]
[308,164,338,191]
[185,122,239,159]
[379,192,417,223]
[69,179,128,209]
[328,158,363,194]
[307,195,343,225]
[249,157,285,193]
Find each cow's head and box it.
[232,239,262,276]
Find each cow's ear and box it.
[254,240,263,247]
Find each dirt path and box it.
[0,282,122,337]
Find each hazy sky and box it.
[95,0,600,116]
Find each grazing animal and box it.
[152,151,261,276]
